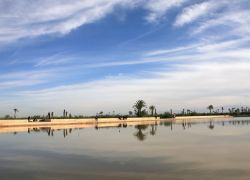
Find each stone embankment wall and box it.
[175,115,232,120]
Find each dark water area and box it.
[1,117,250,180]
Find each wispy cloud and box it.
[0,0,186,44]
[0,0,137,43]
[144,38,250,64]
[174,0,220,27]
[6,60,250,116]
[1,0,250,116]
[34,53,72,67]
[172,0,250,38]
[0,0,249,45]
[193,10,250,36]
[0,69,56,89]
[144,0,185,23]
[2,35,250,116]
[145,43,202,57]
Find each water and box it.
[1,117,250,180]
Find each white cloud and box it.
[174,1,219,27]
[145,37,250,59]
[0,0,249,44]
[145,43,202,56]
[0,0,186,44]
[197,38,250,52]
[0,0,139,43]
[145,0,185,23]
[2,60,249,116]
[1,34,250,116]
[1,0,250,116]
[0,79,45,89]
[0,69,57,89]
[34,53,72,67]
[194,10,250,36]
[172,0,250,45]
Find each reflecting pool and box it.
[1,117,250,180]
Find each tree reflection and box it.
[134,125,148,141]
[150,125,157,136]
[208,121,215,130]
[16,119,250,139]
[161,121,173,130]
[63,129,68,138]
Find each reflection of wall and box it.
[0,119,160,134]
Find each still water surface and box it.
[1,118,250,180]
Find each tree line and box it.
[2,101,250,119]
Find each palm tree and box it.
[63,109,66,117]
[149,105,155,116]
[13,108,19,119]
[133,100,147,117]
[207,105,214,114]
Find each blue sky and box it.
[0,0,250,116]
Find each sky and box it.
[0,0,250,117]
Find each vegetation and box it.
[133,100,147,117]
[13,108,19,119]
[207,105,214,113]
[2,101,250,120]
[160,112,174,118]
[149,105,156,116]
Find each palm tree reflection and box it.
[19,119,250,140]
[208,121,215,130]
[150,125,157,136]
[134,125,148,141]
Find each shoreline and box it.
[0,115,231,127]
[0,115,242,134]
[174,115,232,120]
[0,117,160,128]
[0,120,160,134]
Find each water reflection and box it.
[134,125,149,141]
[7,119,250,140]
[1,117,250,180]
[208,121,214,130]
[180,120,192,130]
[150,125,157,136]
